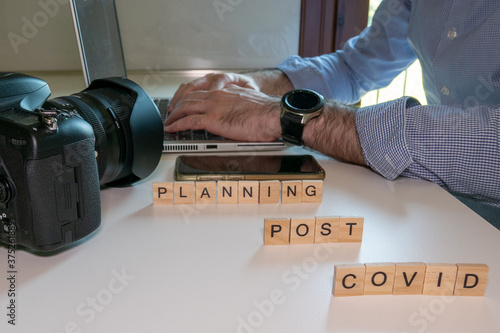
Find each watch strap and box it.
[281,112,305,145]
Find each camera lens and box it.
[0,176,12,204]
[44,78,163,186]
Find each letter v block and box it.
[333,264,366,297]
[393,262,426,295]
[454,263,489,296]
[264,218,290,245]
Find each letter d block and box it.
[301,180,323,203]
[153,182,174,205]
[422,263,457,296]
[363,263,395,295]
[290,218,315,244]
[174,181,195,205]
[333,264,366,297]
[454,263,489,296]
[264,218,290,245]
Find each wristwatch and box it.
[280,89,324,145]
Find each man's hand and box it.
[165,84,282,142]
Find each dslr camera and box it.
[0,72,163,252]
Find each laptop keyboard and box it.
[154,98,227,141]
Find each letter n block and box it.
[338,217,364,242]
[238,181,259,204]
[218,181,238,204]
[195,181,216,204]
[153,182,174,205]
[393,262,426,295]
[281,181,302,204]
[264,218,290,245]
[422,263,458,296]
[333,264,366,297]
[314,216,340,243]
[259,180,280,204]
[174,181,195,204]
[290,218,315,245]
[454,263,489,296]
[301,180,323,203]
[363,263,396,295]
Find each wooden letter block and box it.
[364,263,396,295]
[218,181,238,204]
[393,262,426,295]
[281,181,302,204]
[301,180,323,203]
[338,217,364,242]
[174,181,195,204]
[454,263,489,296]
[238,181,259,204]
[259,180,281,204]
[333,264,366,297]
[314,216,340,243]
[422,263,458,296]
[152,182,174,205]
[195,181,216,205]
[290,218,316,245]
[264,218,290,245]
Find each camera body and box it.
[0,72,163,252]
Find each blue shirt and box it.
[277,0,500,222]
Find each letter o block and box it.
[290,218,315,244]
[333,264,366,297]
[363,263,395,295]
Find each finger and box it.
[165,95,212,126]
[164,114,208,133]
[169,76,213,110]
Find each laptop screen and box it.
[69,0,127,86]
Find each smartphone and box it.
[174,154,325,181]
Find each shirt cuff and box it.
[355,97,421,180]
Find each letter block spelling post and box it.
[174,181,195,205]
[259,180,281,204]
[238,181,259,204]
[422,263,458,296]
[153,182,174,205]
[363,263,396,295]
[333,264,366,297]
[393,262,426,295]
[195,181,217,204]
[338,217,364,242]
[314,216,340,243]
[454,264,489,296]
[218,181,238,204]
[301,180,323,203]
[281,181,302,204]
[290,218,316,245]
[264,218,290,245]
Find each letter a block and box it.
[281,181,302,204]
[264,218,290,245]
[174,181,195,204]
[454,263,489,296]
[153,182,174,205]
[195,181,217,204]
[259,180,281,204]
[333,264,366,297]
[363,263,395,295]
[393,262,426,295]
[238,181,259,204]
[290,218,316,245]
[301,180,323,203]
[422,263,458,296]
[338,217,364,242]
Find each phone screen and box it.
[174,154,325,181]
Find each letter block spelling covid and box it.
[333,263,489,297]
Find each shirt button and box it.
[447,28,458,40]
[441,86,451,96]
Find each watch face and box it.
[283,89,324,113]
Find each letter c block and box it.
[333,264,366,297]
[264,218,290,245]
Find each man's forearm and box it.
[302,102,366,166]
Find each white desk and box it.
[1,73,500,333]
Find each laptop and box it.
[69,0,287,153]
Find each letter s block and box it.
[264,218,290,245]
[333,264,366,297]
[454,263,489,296]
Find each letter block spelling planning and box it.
[152,180,323,205]
[333,263,489,297]
[264,216,364,245]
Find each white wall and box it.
[0,0,300,72]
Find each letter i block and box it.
[333,264,366,297]
[195,181,217,204]
[363,263,396,295]
[152,182,174,205]
[264,218,290,245]
[338,217,364,242]
[174,181,195,204]
[218,181,238,204]
[281,181,302,204]
[259,180,281,204]
[238,181,259,204]
[314,216,340,243]
[454,263,489,296]
[422,263,458,296]
[393,262,426,295]
[290,218,316,244]
[301,180,323,203]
